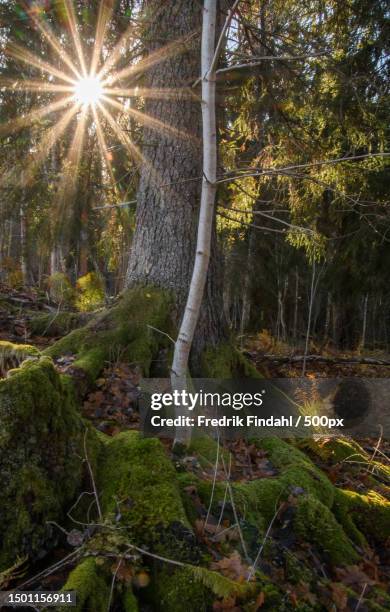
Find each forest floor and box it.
[1,283,390,611]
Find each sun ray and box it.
[97,103,169,197]
[6,42,76,85]
[101,31,197,87]
[0,96,74,136]
[97,21,138,81]
[63,0,87,76]
[102,95,195,142]
[91,106,117,190]
[24,3,81,80]
[0,77,74,94]
[21,104,82,186]
[56,106,89,216]
[97,101,145,167]
[90,0,115,76]
[105,86,197,101]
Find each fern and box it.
[0,556,28,589]
[191,566,255,600]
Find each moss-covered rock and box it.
[44,286,174,383]
[0,357,97,570]
[0,340,40,376]
[334,488,390,543]
[293,494,359,565]
[29,312,91,337]
[97,431,190,547]
[59,557,110,612]
[201,342,261,378]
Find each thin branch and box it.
[84,429,103,521]
[92,200,137,211]
[147,324,176,346]
[218,210,291,234]
[204,434,220,531]
[219,205,314,234]
[209,0,240,75]
[217,152,390,184]
[246,499,283,581]
[220,454,250,563]
[216,52,329,74]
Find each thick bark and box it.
[125,0,224,364]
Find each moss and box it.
[151,565,258,612]
[44,286,174,382]
[122,588,139,612]
[152,567,211,612]
[0,356,99,570]
[60,558,110,612]
[201,343,261,378]
[294,494,359,565]
[334,488,390,543]
[258,438,335,508]
[29,312,91,337]
[188,434,230,467]
[0,340,40,375]
[98,431,189,543]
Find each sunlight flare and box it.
[73,75,104,107]
[0,0,190,196]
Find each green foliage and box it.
[75,272,105,312]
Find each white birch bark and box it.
[171,0,218,444]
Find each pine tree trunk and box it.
[125,0,224,365]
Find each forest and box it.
[0,0,389,610]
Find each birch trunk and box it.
[171,0,218,444]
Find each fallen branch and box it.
[248,353,390,366]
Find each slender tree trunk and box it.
[125,0,224,367]
[293,267,299,345]
[360,293,369,351]
[324,291,331,342]
[20,201,28,285]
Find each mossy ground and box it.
[1,287,389,610]
[0,357,88,569]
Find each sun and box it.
[73,75,103,107]
[0,0,190,195]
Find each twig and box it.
[354,583,367,611]
[123,542,187,568]
[204,434,220,531]
[217,452,231,528]
[84,429,103,521]
[106,549,131,612]
[246,497,283,581]
[220,454,250,563]
[147,324,176,346]
[16,549,83,590]
[209,0,240,75]
[93,200,137,210]
[367,425,383,473]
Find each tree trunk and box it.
[125,0,224,367]
[360,293,368,351]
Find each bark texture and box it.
[125,0,224,363]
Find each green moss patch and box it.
[60,558,110,612]
[44,286,173,382]
[98,431,189,540]
[0,357,95,570]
